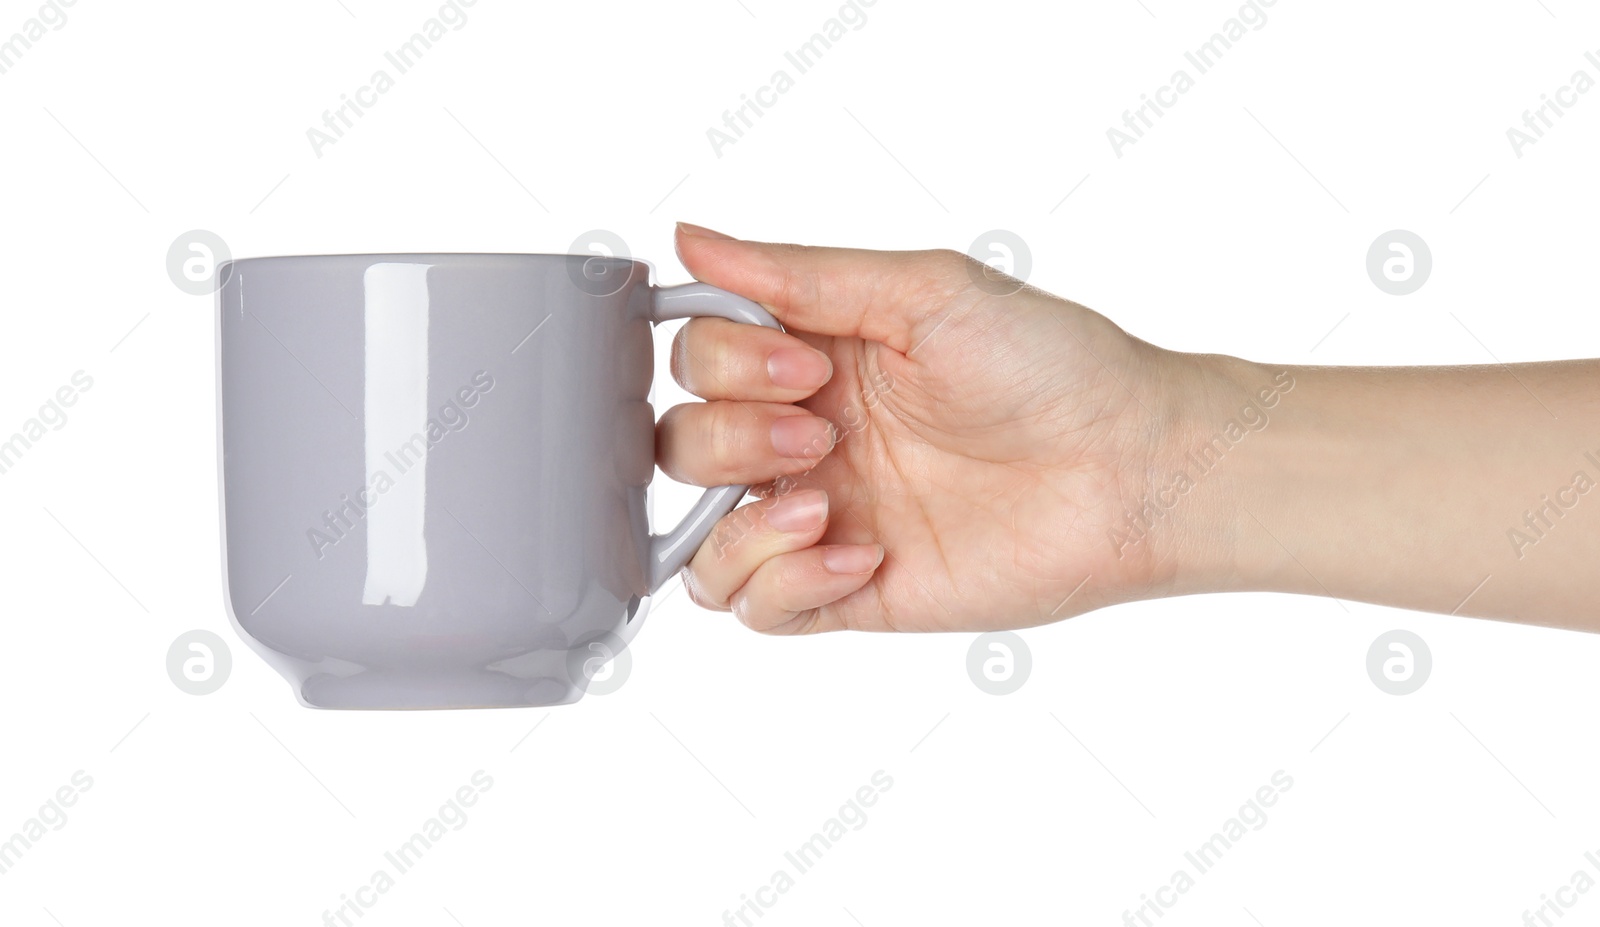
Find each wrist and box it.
[1140,350,1293,598]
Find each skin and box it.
[660,223,1600,635]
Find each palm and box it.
[775,284,1167,632]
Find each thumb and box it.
[673,222,970,355]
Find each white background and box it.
[3,0,1600,924]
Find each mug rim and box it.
[223,252,652,268]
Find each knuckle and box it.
[776,261,820,312]
[918,248,979,303]
[707,402,754,474]
[729,591,775,634]
[929,248,975,282]
[767,573,801,616]
[680,321,733,398]
[683,570,727,611]
[669,326,695,392]
[930,247,968,269]
[709,506,760,560]
[705,320,733,374]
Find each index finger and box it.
[674,223,970,354]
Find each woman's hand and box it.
[659,224,1209,634]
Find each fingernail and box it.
[823,544,884,575]
[677,222,735,241]
[771,415,835,459]
[767,347,832,390]
[765,489,828,533]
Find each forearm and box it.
[1163,354,1600,629]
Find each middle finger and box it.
[657,400,837,487]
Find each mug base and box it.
[293,668,584,710]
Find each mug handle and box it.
[645,282,783,592]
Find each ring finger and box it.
[684,487,832,610]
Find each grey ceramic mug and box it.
[215,253,778,709]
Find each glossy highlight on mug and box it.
[361,262,432,608]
